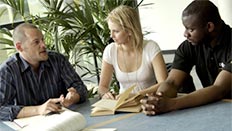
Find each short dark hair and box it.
[182,0,222,26]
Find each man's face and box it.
[182,14,209,45]
[19,28,48,64]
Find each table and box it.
[1,98,232,131]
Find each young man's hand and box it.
[140,92,176,115]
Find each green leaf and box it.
[0,0,145,96]
[53,19,72,29]
[0,8,7,17]
[0,28,12,37]
[19,0,24,16]
[0,38,14,46]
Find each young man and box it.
[0,23,88,121]
[140,0,231,115]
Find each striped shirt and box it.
[0,51,88,121]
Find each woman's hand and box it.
[102,91,116,100]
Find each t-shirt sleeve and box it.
[172,41,195,74]
[223,59,232,73]
[103,43,115,65]
[145,40,161,62]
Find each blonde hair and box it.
[106,5,143,51]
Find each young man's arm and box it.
[140,69,231,115]
[156,69,188,98]
[173,70,231,109]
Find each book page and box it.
[115,85,136,109]
[83,128,117,131]
[2,121,21,130]
[116,104,141,113]
[91,85,135,111]
[14,115,44,128]
[91,85,137,116]
[14,108,86,131]
[91,107,115,116]
[119,94,144,108]
[91,99,117,110]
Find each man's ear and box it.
[207,22,215,33]
[15,42,23,52]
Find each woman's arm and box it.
[152,52,168,83]
[98,60,115,99]
[138,52,168,96]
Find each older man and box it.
[0,23,88,121]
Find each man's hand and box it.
[60,87,80,107]
[38,98,63,115]
[140,92,175,115]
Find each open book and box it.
[13,107,86,131]
[91,85,144,116]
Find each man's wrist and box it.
[68,87,77,93]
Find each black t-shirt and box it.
[172,23,232,87]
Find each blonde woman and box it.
[98,5,168,99]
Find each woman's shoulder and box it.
[104,42,117,51]
[106,42,116,48]
[143,39,160,50]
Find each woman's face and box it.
[108,20,130,45]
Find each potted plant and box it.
[0,0,144,97]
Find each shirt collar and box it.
[16,53,51,72]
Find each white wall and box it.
[217,0,232,26]
[138,0,232,50]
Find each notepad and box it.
[14,108,86,131]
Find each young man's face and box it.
[182,14,209,45]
